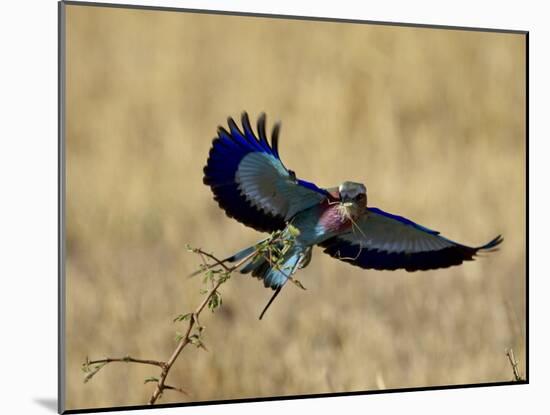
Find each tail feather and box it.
[226,241,309,319]
[226,230,314,290]
[237,243,305,290]
[260,248,303,289]
[240,253,266,274]
[259,287,282,320]
[225,242,263,263]
[477,234,504,251]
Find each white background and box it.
[0,0,543,414]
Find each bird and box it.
[202,112,503,318]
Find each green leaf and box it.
[196,340,209,352]
[82,362,107,383]
[173,313,192,322]
[208,290,222,312]
[217,272,231,284]
[291,278,307,290]
[189,334,208,351]
[144,376,159,384]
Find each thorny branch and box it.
[82,230,302,405]
[82,229,521,404]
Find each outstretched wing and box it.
[319,207,503,272]
[203,112,331,233]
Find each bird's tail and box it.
[215,236,311,319]
[224,242,263,264]
[227,237,310,287]
[187,239,266,278]
[234,241,308,290]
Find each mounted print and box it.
[58,1,528,413]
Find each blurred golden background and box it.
[64,4,526,410]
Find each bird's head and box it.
[338,181,367,215]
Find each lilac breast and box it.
[318,203,352,234]
[291,201,354,246]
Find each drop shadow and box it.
[34,398,58,412]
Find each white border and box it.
[1,1,544,414]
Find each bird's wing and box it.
[203,112,331,233]
[319,207,503,271]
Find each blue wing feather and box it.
[257,114,275,156]
[367,207,440,235]
[319,207,503,271]
[203,112,330,232]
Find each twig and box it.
[83,246,258,405]
[86,356,165,368]
[149,247,258,404]
[196,250,233,272]
[163,384,190,396]
[506,348,523,381]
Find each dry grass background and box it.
[63,4,526,411]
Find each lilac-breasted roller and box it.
[203,112,502,317]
